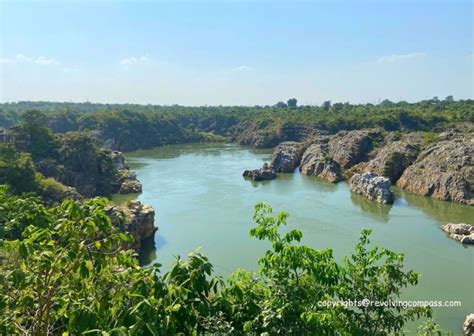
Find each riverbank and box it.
[117,143,474,334]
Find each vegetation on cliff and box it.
[0,110,124,198]
[0,190,434,335]
[1,98,473,151]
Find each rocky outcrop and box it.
[234,120,315,148]
[271,142,305,173]
[243,163,276,181]
[464,314,474,336]
[358,141,420,183]
[396,137,473,205]
[116,170,142,194]
[105,200,156,250]
[111,150,129,170]
[441,223,474,244]
[111,151,143,194]
[328,130,382,169]
[236,130,282,148]
[41,179,83,205]
[299,142,343,183]
[349,172,394,204]
[118,179,142,194]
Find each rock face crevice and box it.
[111,151,143,194]
[105,200,157,250]
[328,130,382,169]
[357,140,420,183]
[299,142,343,183]
[349,172,394,204]
[396,137,473,205]
[271,141,305,173]
[249,128,473,206]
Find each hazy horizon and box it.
[1,1,473,105]
[0,95,468,107]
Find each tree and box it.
[56,132,118,196]
[275,101,288,108]
[380,99,393,106]
[444,95,454,102]
[322,100,332,110]
[332,102,344,111]
[11,110,58,161]
[0,197,433,335]
[287,98,297,108]
[0,143,40,194]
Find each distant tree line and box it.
[0,97,472,151]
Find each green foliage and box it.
[79,109,192,151]
[0,186,49,240]
[0,195,433,334]
[2,112,126,197]
[287,98,298,108]
[56,132,119,196]
[338,229,428,334]
[10,110,58,161]
[416,318,452,336]
[0,143,41,194]
[422,132,441,148]
[2,99,472,151]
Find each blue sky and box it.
[0,0,472,105]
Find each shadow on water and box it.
[301,174,339,192]
[243,171,298,188]
[138,233,166,266]
[349,192,393,223]
[126,143,242,161]
[245,179,274,188]
[396,187,474,225]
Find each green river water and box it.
[114,143,474,335]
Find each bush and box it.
[0,194,432,334]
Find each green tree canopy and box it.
[0,192,433,335]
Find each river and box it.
[113,143,474,335]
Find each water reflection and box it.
[122,142,474,333]
[301,175,339,193]
[398,188,474,224]
[138,233,165,266]
[247,179,274,188]
[349,192,392,223]
[127,143,263,161]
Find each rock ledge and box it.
[243,163,276,181]
[349,172,394,204]
[441,223,474,244]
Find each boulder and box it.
[464,314,474,336]
[328,130,382,169]
[396,137,473,205]
[119,179,142,194]
[243,162,276,181]
[271,142,306,173]
[111,150,129,170]
[349,172,394,204]
[441,223,474,245]
[359,140,420,183]
[111,151,143,194]
[105,200,156,250]
[300,143,343,183]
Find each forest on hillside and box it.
[0,99,471,334]
[1,98,473,151]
